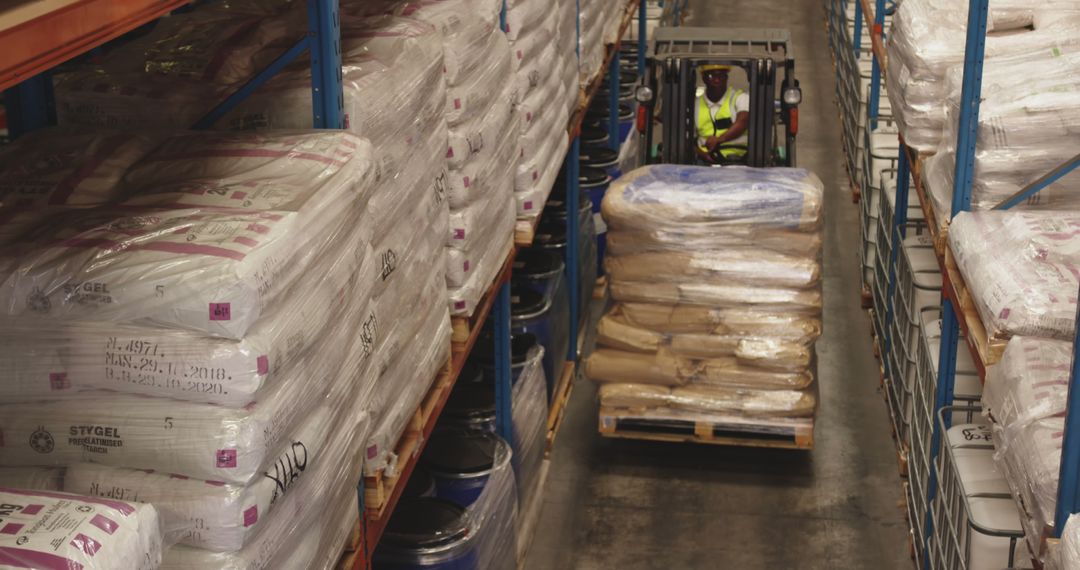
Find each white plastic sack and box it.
[950,211,1080,342]
[0,131,378,340]
[395,0,501,87]
[446,85,518,175]
[444,29,515,127]
[0,468,64,491]
[983,335,1071,430]
[0,488,163,570]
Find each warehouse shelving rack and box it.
[852,0,1080,566]
[1,0,647,567]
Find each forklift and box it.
[633,27,802,167]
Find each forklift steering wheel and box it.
[708,143,749,166]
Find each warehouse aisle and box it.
[524,1,912,568]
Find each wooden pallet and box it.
[545,360,578,454]
[598,407,814,450]
[904,145,948,258]
[450,247,515,346]
[362,356,454,517]
[336,517,363,570]
[942,245,1006,377]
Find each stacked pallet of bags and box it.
[0,130,383,569]
[51,1,457,484]
[387,0,520,318]
[885,0,1080,153]
[922,48,1080,218]
[585,165,823,428]
[954,209,1080,559]
[578,0,612,83]
[506,0,575,221]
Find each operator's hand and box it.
[705,136,721,151]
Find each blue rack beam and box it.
[867,0,886,130]
[993,153,1080,211]
[1056,283,1080,535]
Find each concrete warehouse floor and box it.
[523,1,912,568]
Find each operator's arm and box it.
[715,111,749,144]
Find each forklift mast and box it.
[641,27,799,168]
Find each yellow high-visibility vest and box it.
[696,89,746,158]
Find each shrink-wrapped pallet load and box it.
[950,211,1080,343]
[885,0,1080,152]
[586,165,823,431]
[1049,514,1080,570]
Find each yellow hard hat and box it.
[700,64,732,74]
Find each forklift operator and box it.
[695,64,750,164]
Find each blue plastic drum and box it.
[473,331,539,387]
[587,101,635,144]
[580,144,622,180]
[508,285,567,397]
[531,220,596,333]
[566,166,611,277]
[424,431,507,508]
[441,379,496,433]
[580,125,609,147]
[401,465,438,500]
[373,498,478,570]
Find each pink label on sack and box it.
[210,303,231,321]
[999,308,1011,319]
[21,505,42,516]
[366,445,378,460]
[257,355,269,375]
[517,50,523,60]
[243,506,258,527]
[169,474,188,480]
[463,177,470,188]
[216,449,237,468]
[524,201,534,210]
[230,191,247,201]
[532,172,539,181]
[246,223,270,234]
[454,99,462,110]
[49,373,70,391]
[89,515,117,535]
[71,533,101,557]
[454,229,466,240]
[454,301,466,310]
[0,524,22,535]
[234,236,258,247]
[205,480,226,487]
[464,261,470,272]
[446,148,454,158]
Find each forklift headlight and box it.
[635,85,654,103]
[783,86,802,106]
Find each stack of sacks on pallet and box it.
[923,48,1080,218]
[982,337,1073,560]
[557,0,581,119]
[585,165,823,426]
[507,0,575,221]
[958,210,1080,559]
[578,0,611,83]
[0,131,382,569]
[53,3,299,129]
[885,0,1080,152]
[0,488,165,570]
[950,211,1080,344]
[219,11,456,476]
[388,0,520,318]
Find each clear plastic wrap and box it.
[0,285,378,485]
[1050,513,1080,570]
[511,346,548,511]
[505,0,550,40]
[446,84,517,174]
[374,251,450,378]
[443,29,515,128]
[612,303,822,341]
[606,249,820,290]
[445,103,522,217]
[394,0,501,87]
[0,130,162,244]
[587,348,814,390]
[466,436,518,570]
[364,302,453,475]
[0,488,164,570]
[509,7,558,74]
[995,415,1062,552]
[983,335,1071,430]
[0,220,375,407]
[0,467,64,491]
[0,131,378,340]
[950,211,1080,342]
[609,280,823,313]
[924,49,1080,216]
[602,165,824,233]
[606,227,823,259]
[885,0,1080,151]
[598,383,817,418]
[448,231,515,316]
[596,312,813,371]
[515,134,570,219]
